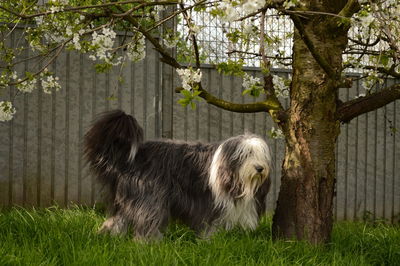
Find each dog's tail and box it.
[84,110,143,192]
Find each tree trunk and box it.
[272,15,349,244]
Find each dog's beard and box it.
[236,160,270,200]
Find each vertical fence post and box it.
[160,6,177,139]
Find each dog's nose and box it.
[255,165,264,173]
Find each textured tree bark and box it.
[272,14,349,244]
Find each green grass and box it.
[0,206,399,266]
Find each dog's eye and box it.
[242,152,252,159]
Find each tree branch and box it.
[146,0,206,32]
[119,7,284,116]
[337,0,361,18]
[178,3,201,68]
[119,9,181,68]
[290,14,337,79]
[185,84,284,114]
[343,62,400,79]
[235,0,287,21]
[337,83,400,123]
[0,1,179,19]
[364,65,400,79]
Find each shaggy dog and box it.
[84,110,272,240]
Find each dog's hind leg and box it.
[130,202,169,241]
[98,214,128,236]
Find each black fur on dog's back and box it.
[84,110,143,200]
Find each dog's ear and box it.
[216,161,242,199]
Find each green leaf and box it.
[25,71,34,80]
[380,54,389,67]
[178,98,190,107]
[337,17,351,27]
[194,4,207,12]
[181,89,192,97]
[216,59,245,76]
[209,8,224,17]
[95,63,112,73]
[250,89,260,97]
[226,30,241,43]
[192,90,201,97]
[242,89,251,95]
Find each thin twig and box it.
[0,0,179,19]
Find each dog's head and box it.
[209,135,271,201]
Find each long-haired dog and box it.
[84,110,272,240]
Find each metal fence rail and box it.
[0,34,399,222]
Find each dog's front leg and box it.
[198,224,218,240]
[98,215,128,236]
[134,228,164,242]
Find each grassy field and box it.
[0,206,399,266]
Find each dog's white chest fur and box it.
[219,197,259,230]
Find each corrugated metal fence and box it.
[0,35,399,221]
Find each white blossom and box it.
[269,126,285,139]
[241,21,253,35]
[242,73,261,90]
[217,0,266,21]
[34,16,43,26]
[41,75,61,94]
[272,74,289,98]
[163,37,179,48]
[49,6,63,14]
[49,0,69,4]
[126,34,146,62]
[11,71,17,80]
[242,0,266,14]
[29,40,45,52]
[361,70,382,90]
[72,33,81,50]
[352,11,377,38]
[65,26,73,36]
[283,0,297,9]
[218,1,240,22]
[0,101,16,122]
[151,5,164,21]
[17,78,37,93]
[176,68,202,90]
[189,24,201,36]
[359,13,375,28]
[0,71,18,84]
[89,27,121,65]
[354,93,366,99]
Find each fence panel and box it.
[0,32,162,207]
[1,32,399,221]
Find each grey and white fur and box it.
[84,110,272,240]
